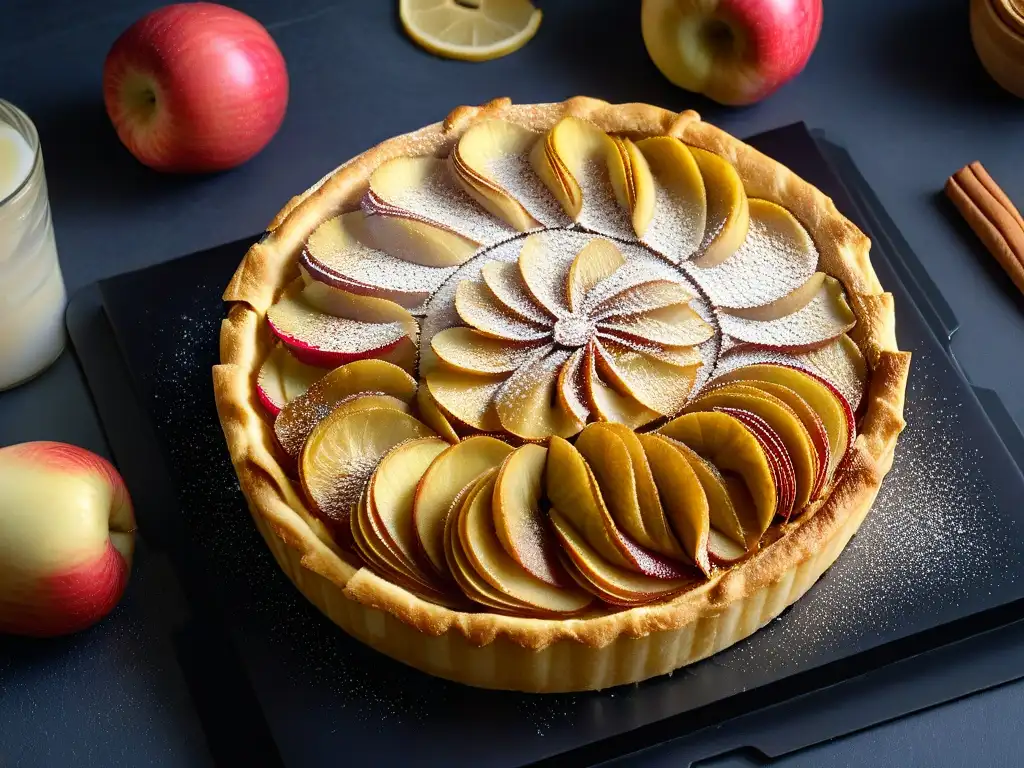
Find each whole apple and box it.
[641,0,824,106]
[103,2,289,173]
[0,442,135,637]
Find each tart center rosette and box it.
[254,115,869,617]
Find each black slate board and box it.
[73,124,1024,767]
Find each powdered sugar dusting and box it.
[486,153,572,229]
[576,160,635,241]
[267,297,405,354]
[718,285,856,349]
[643,180,704,263]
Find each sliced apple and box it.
[274,359,417,459]
[717,406,796,521]
[257,344,326,418]
[689,199,818,314]
[583,343,660,428]
[660,436,748,562]
[454,280,550,341]
[413,435,514,577]
[266,287,407,368]
[492,444,569,587]
[445,470,536,613]
[458,471,593,614]
[366,155,513,253]
[566,238,626,313]
[719,275,855,352]
[556,347,591,423]
[480,261,553,325]
[608,136,655,237]
[302,211,453,308]
[550,511,694,606]
[600,303,714,348]
[721,271,824,322]
[424,366,505,433]
[530,116,633,238]
[413,384,460,444]
[594,338,699,416]
[546,436,693,579]
[494,347,584,440]
[516,232,575,317]
[299,407,435,543]
[799,334,868,414]
[635,136,707,261]
[591,279,694,320]
[689,147,749,267]
[352,491,436,597]
[451,119,568,230]
[575,423,683,558]
[687,383,817,513]
[658,411,777,535]
[636,433,711,575]
[430,326,545,374]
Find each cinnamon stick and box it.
[945,161,1024,295]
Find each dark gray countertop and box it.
[1,1,1023,765]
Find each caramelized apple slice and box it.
[425,366,505,433]
[530,117,634,238]
[688,383,817,512]
[413,435,513,577]
[583,343,661,428]
[431,327,546,374]
[280,393,409,464]
[445,471,536,613]
[719,407,796,520]
[720,275,855,351]
[300,408,435,543]
[608,136,655,237]
[689,147,749,267]
[266,288,407,368]
[635,137,707,261]
[257,345,326,417]
[658,411,777,535]
[494,348,584,439]
[688,199,818,312]
[366,155,513,250]
[454,280,550,341]
[274,359,417,459]
[713,361,853,481]
[556,347,591,423]
[459,471,592,614]
[636,433,711,575]
[600,303,714,347]
[302,211,454,308]
[493,444,569,587]
[575,424,684,559]
[799,334,868,413]
[566,238,626,313]
[550,511,693,606]
[660,435,745,548]
[353,492,441,598]
[414,384,460,444]
[452,119,568,230]
[480,261,552,325]
[594,339,699,416]
[368,437,449,581]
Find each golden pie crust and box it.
[214,96,910,692]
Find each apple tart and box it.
[215,97,910,692]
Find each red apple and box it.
[103,2,288,173]
[0,442,135,637]
[641,0,824,106]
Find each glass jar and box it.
[0,99,67,391]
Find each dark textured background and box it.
[1,1,1023,766]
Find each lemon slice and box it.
[399,0,542,62]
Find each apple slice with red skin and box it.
[458,471,593,615]
[492,444,571,588]
[711,361,854,481]
[274,359,417,460]
[716,406,796,521]
[299,407,436,546]
[658,411,777,536]
[412,436,514,578]
[256,344,326,418]
[550,511,694,606]
[545,436,694,579]
[687,383,817,513]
